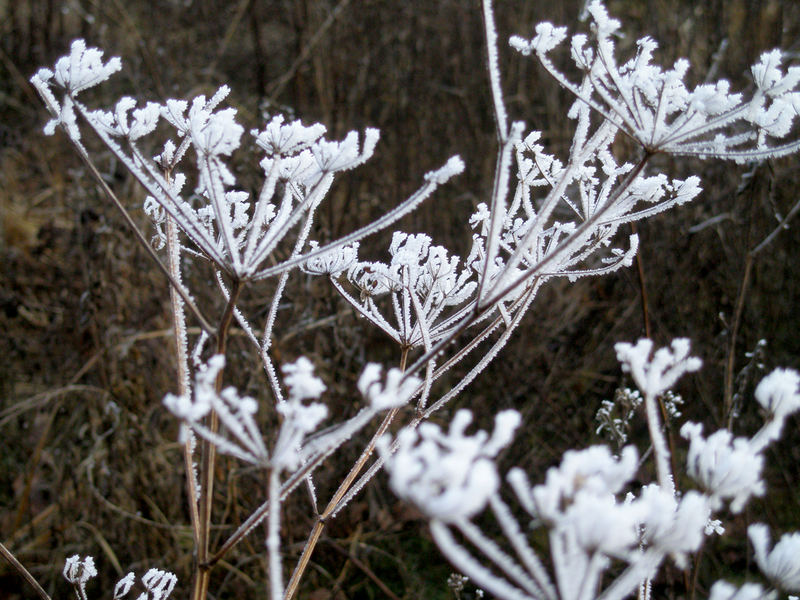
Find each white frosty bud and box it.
[424,155,465,185]
[749,524,800,593]
[755,368,800,420]
[303,241,359,277]
[63,555,97,585]
[708,581,776,600]
[357,363,420,410]
[283,357,326,401]
[253,115,327,156]
[681,422,764,512]
[141,568,178,600]
[614,338,702,399]
[313,128,379,173]
[47,39,122,95]
[113,572,135,599]
[382,409,520,522]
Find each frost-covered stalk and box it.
[614,339,702,495]
[282,348,411,600]
[30,31,456,600]
[155,160,203,552]
[267,467,282,600]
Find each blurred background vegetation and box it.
[1,0,800,598]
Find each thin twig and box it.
[283,349,409,600]
[631,223,651,339]
[0,542,51,600]
[73,147,215,335]
[192,279,243,600]
[266,0,353,101]
[325,539,403,600]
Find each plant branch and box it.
[283,348,409,600]
[0,542,51,600]
[192,278,243,600]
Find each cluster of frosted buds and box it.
[272,357,329,471]
[518,446,644,557]
[30,40,464,281]
[164,355,421,477]
[680,367,800,512]
[164,355,270,466]
[333,231,479,347]
[751,368,800,450]
[63,556,176,600]
[504,445,709,600]
[510,1,800,162]
[680,423,765,513]
[614,338,702,399]
[63,555,98,600]
[380,409,520,522]
[357,363,421,411]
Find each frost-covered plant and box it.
[20,0,800,599]
[63,557,177,600]
[384,340,800,600]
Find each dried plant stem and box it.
[723,168,799,426]
[631,223,651,339]
[0,542,51,600]
[70,141,215,335]
[723,249,754,427]
[164,191,203,554]
[283,348,410,600]
[325,539,403,600]
[192,279,243,600]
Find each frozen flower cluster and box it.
[63,556,176,600]
[30,39,463,281]
[510,0,800,162]
[390,339,800,600]
[381,409,520,522]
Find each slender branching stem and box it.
[192,278,242,600]
[644,389,675,496]
[267,468,283,600]
[283,348,409,600]
[71,142,216,335]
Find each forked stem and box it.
[283,348,409,600]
